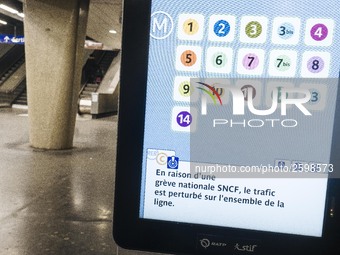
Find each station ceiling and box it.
[0,0,122,50]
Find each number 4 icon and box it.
[305,19,334,47]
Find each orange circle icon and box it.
[180,50,197,67]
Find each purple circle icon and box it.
[242,53,259,70]
[307,56,324,73]
[310,24,328,41]
[176,111,192,127]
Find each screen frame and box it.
[113,0,340,254]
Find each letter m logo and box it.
[150,12,173,39]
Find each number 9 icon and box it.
[179,81,193,97]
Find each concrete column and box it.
[24,0,90,149]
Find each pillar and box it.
[23,0,90,149]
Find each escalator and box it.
[0,45,25,107]
[12,82,27,107]
[78,50,119,114]
[0,47,118,110]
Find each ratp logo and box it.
[200,238,211,249]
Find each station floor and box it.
[0,108,164,255]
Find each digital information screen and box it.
[139,0,340,239]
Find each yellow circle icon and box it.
[179,81,192,97]
[183,19,199,35]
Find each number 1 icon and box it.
[183,19,199,35]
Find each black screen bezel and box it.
[113,0,340,254]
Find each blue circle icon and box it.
[214,20,230,37]
[277,22,295,40]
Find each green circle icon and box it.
[212,52,227,68]
[245,21,262,38]
[275,55,291,72]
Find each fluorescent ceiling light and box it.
[109,30,117,34]
[0,4,18,14]
[0,20,7,25]
[17,13,24,18]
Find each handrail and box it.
[0,45,24,79]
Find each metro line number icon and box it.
[150,12,174,39]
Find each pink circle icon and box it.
[310,24,328,41]
[242,53,259,70]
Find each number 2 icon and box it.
[213,20,230,37]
